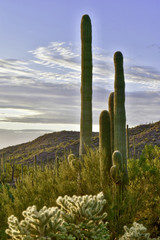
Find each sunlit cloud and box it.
[126,65,160,90]
[29,42,81,72]
[0,41,159,133]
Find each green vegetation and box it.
[0,146,160,239]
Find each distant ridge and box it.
[0,121,160,164]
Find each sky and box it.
[0,0,159,149]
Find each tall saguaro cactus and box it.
[79,14,92,157]
[99,110,112,189]
[114,51,128,184]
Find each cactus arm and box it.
[99,110,112,189]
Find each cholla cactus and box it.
[6,192,109,240]
[56,192,109,239]
[119,222,160,240]
[5,206,68,240]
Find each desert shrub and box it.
[0,169,58,239]
[0,184,14,240]
[54,155,79,196]
[1,145,160,239]
[80,147,102,194]
[127,145,160,237]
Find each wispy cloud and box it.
[0,41,159,131]
[29,42,81,72]
[126,65,160,90]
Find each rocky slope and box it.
[0,121,160,166]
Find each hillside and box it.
[0,121,160,166]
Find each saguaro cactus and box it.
[99,110,112,189]
[108,92,114,155]
[79,14,92,157]
[114,51,128,184]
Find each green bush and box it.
[1,146,160,239]
[127,145,160,237]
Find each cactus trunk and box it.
[79,14,92,157]
[108,92,114,155]
[114,51,128,184]
[99,110,112,189]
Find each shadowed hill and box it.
[129,121,160,158]
[0,121,160,165]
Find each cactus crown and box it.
[114,51,123,62]
[81,14,92,41]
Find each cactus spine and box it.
[79,14,92,157]
[99,110,112,189]
[108,92,114,155]
[114,51,128,184]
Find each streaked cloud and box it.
[29,42,81,72]
[0,41,159,148]
[126,65,160,90]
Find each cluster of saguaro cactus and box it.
[78,15,129,195]
[98,51,129,223]
[99,51,128,191]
